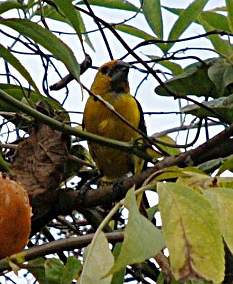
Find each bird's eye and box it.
[101,65,110,75]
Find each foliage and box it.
[0,0,233,283]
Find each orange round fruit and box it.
[0,174,31,259]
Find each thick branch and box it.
[64,125,233,208]
[0,232,123,273]
[30,124,233,235]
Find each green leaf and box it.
[151,166,185,181]
[177,172,215,191]
[0,18,80,80]
[165,5,233,56]
[163,6,231,33]
[218,177,233,188]
[0,43,40,93]
[204,188,233,254]
[27,258,46,284]
[181,93,233,124]
[61,256,82,284]
[179,175,233,190]
[158,182,224,283]
[114,24,156,41]
[199,11,231,32]
[162,6,183,17]
[155,135,181,156]
[167,0,209,50]
[0,0,23,14]
[35,4,67,22]
[77,0,139,12]
[146,166,203,184]
[145,54,183,75]
[0,84,67,115]
[143,0,163,39]
[226,0,233,32]
[0,84,37,112]
[198,158,224,174]
[155,59,221,98]
[110,189,164,274]
[45,258,64,284]
[35,4,94,50]
[53,0,82,38]
[80,231,114,284]
[198,15,233,58]
[217,154,233,175]
[111,243,125,284]
[207,57,233,95]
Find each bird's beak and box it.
[111,61,130,84]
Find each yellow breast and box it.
[83,92,141,179]
[84,92,140,141]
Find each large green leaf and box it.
[198,158,224,174]
[204,188,233,254]
[76,0,139,12]
[80,231,114,284]
[155,58,222,98]
[143,0,163,39]
[163,5,233,57]
[226,0,233,32]
[158,182,224,283]
[0,18,80,80]
[114,25,166,52]
[178,173,233,191]
[0,0,23,14]
[45,258,64,284]
[177,172,216,191]
[61,256,82,284]
[182,93,233,124]
[162,6,183,17]
[114,24,156,41]
[164,7,231,33]
[35,4,67,22]
[28,258,46,283]
[35,4,94,50]
[155,57,233,99]
[110,189,164,274]
[167,0,209,50]
[0,43,40,93]
[53,0,82,38]
[208,57,233,95]
[198,15,233,58]
[199,11,231,32]
[23,256,81,284]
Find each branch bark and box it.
[0,232,123,273]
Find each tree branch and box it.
[0,89,151,160]
[30,126,233,235]
[0,232,123,273]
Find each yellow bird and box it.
[83,60,146,181]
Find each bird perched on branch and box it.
[83,60,146,181]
